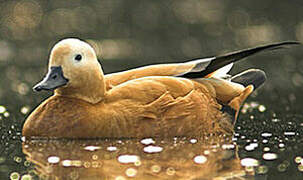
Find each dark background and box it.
[0,0,303,179]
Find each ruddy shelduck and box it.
[22,39,298,138]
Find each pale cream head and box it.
[34,38,106,104]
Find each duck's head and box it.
[34,38,106,103]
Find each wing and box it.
[105,41,299,89]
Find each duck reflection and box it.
[22,136,251,180]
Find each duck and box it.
[22,38,298,138]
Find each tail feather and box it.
[221,69,267,123]
[231,69,267,90]
[180,41,300,79]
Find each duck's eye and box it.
[74,54,82,61]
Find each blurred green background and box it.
[0,0,303,179]
[0,0,302,112]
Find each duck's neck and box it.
[55,68,106,104]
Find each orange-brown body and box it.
[23,76,238,138]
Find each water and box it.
[1,0,303,179]
[1,103,303,179]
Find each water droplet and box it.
[0,157,5,164]
[166,167,175,176]
[21,174,32,180]
[190,138,197,144]
[62,160,72,167]
[245,145,254,151]
[140,138,155,145]
[256,165,268,174]
[83,161,90,168]
[251,101,259,108]
[24,161,31,167]
[92,161,101,168]
[20,106,30,114]
[258,105,266,112]
[0,106,6,114]
[84,146,101,151]
[295,156,302,164]
[222,144,235,149]
[262,139,268,144]
[284,132,296,136]
[14,156,22,163]
[47,156,60,164]
[204,150,210,155]
[134,160,141,166]
[125,168,137,177]
[118,155,140,164]
[263,147,270,152]
[143,145,163,153]
[277,163,288,172]
[4,112,9,117]
[107,146,117,151]
[298,164,303,172]
[115,176,126,180]
[261,132,272,138]
[151,165,161,173]
[245,143,258,151]
[21,137,26,142]
[193,155,207,164]
[92,155,98,160]
[263,153,278,160]
[71,160,82,167]
[245,166,254,172]
[241,158,259,167]
[278,143,285,148]
[10,172,20,180]
[272,118,280,122]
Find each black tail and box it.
[180,41,300,78]
[231,69,267,90]
[222,69,267,123]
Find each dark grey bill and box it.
[33,66,69,91]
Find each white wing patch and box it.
[208,63,233,79]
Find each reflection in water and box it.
[22,137,250,180]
